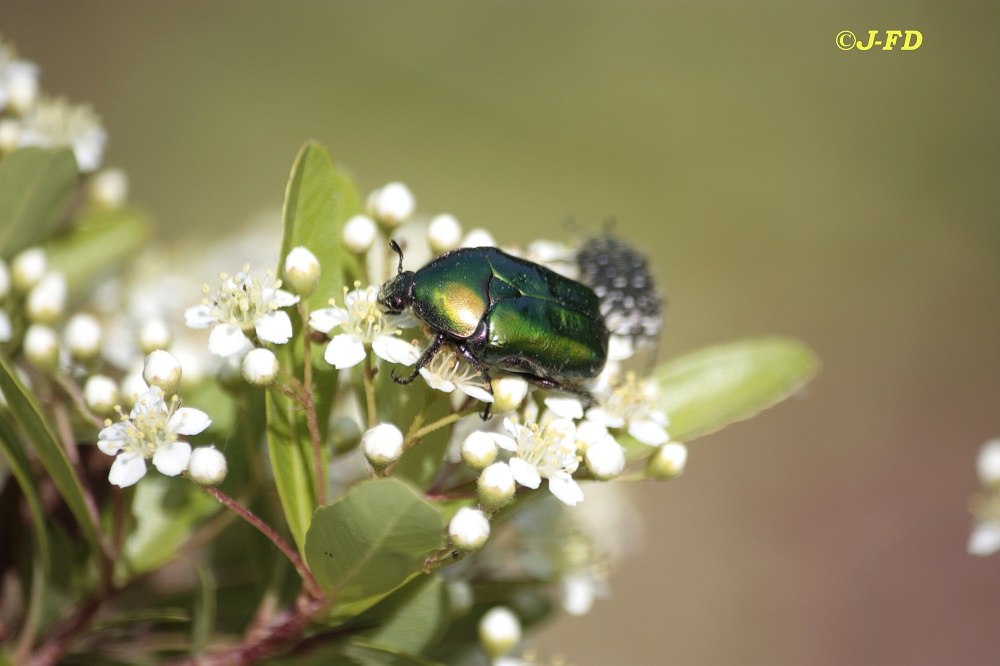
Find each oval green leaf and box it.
[0,147,77,257]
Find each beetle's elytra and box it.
[377,241,609,416]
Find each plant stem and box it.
[201,486,321,600]
[406,407,478,447]
[362,348,378,429]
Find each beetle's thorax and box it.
[377,271,415,314]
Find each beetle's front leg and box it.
[453,345,495,419]
[392,333,447,384]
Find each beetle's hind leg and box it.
[453,344,495,419]
[392,333,447,384]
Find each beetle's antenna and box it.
[388,240,404,275]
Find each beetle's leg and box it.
[392,333,446,384]
[453,344,495,419]
[517,373,596,408]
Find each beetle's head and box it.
[377,240,415,313]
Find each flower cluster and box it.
[968,439,1000,556]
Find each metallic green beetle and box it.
[377,241,609,414]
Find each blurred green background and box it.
[4,1,998,664]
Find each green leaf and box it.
[652,337,819,442]
[0,147,77,257]
[340,642,439,666]
[0,356,100,556]
[265,389,317,554]
[121,474,219,576]
[46,205,150,301]
[279,140,360,310]
[304,479,444,612]
[353,575,449,656]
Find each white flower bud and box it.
[342,214,378,254]
[24,324,59,369]
[0,259,9,299]
[646,441,688,480]
[585,436,626,480]
[361,423,404,466]
[83,374,119,416]
[477,462,516,512]
[0,311,10,344]
[143,350,182,396]
[368,182,415,227]
[478,606,521,658]
[188,446,228,486]
[64,313,103,362]
[242,348,279,386]
[26,273,66,324]
[427,214,463,253]
[138,318,172,354]
[119,371,148,410]
[461,228,496,248]
[968,522,1000,557]
[977,439,1000,489]
[0,119,20,153]
[461,431,499,471]
[283,246,321,298]
[449,507,491,551]
[12,248,47,293]
[88,167,128,208]
[491,376,528,415]
[6,61,39,113]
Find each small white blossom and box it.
[83,374,119,416]
[242,348,279,386]
[64,313,103,361]
[138,318,171,354]
[4,59,39,113]
[17,96,107,172]
[143,350,182,395]
[24,324,59,369]
[185,266,299,357]
[0,310,10,343]
[587,372,669,446]
[361,422,404,466]
[584,437,626,480]
[188,446,228,486]
[461,430,502,471]
[309,285,419,370]
[477,462,516,512]
[97,387,211,487]
[11,247,46,292]
[607,334,635,361]
[427,213,463,253]
[977,439,1000,489]
[88,167,128,208]
[491,376,529,414]
[646,441,688,480]
[448,507,491,551]
[499,401,583,506]
[342,215,378,254]
[0,119,19,152]
[478,606,521,658]
[968,521,1000,557]
[283,246,321,298]
[419,351,493,404]
[25,272,66,324]
[544,395,584,420]
[368,182,415,227]
[461,228,496,248]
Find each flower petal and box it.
[968,522,1000,557]
[490,432,518,452]
[628,419,669,446]
[169,407,212,436]
[324,334,366,369]
[108,451,147,487]
[270,288,300,308]
[256,311,293,344]
[561,574,596,616]
[458,383,494,403]
[607,335,635,361]
[372,335,420,365]
[152,440,192,477]
[208,324,250,357]
[508,457,541,489]
[97,422,128,455]
[585,407,624,429]
[309,307,347,333]
[420,367,456,393]
[547,472,584,506]
[544,396,583,420]
[184,304,216,329]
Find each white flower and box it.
[11,247,46,292]
[3,59,39,113]
[97,387,211,487]
[478,606,521,658]
[543,395,584,420]
[587,372,669,446]
[368,182,415,226]
[968,521,1000,557]
[185,266,299,357]
[342,215,378,253]
[83,375,119,416]
[119,371,149,410]
[88,167,128,208]
[560,571,606,617]
[499,400,583,506]
[477,461,516,512]
[23,324,59,369]
[491,375,529,414]
[188,446,228,486]
[646,442,688,480]
[242,348,279,386]
[461,228,496,248]
[26,272,66,324]
[977,439,1000,489]
[64,313,103,361]
[138,317,171,354]
[427,213,462,253]
[309,285,419,370]
[361,422,405,466]
[448,507,491,551]
[283,246,321,298]
[461,430,502,471]
[0,310,11,344]
[143,350,182,395]
[17,96,107,172]
[584,437,626,480]
[418,350,493,404]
